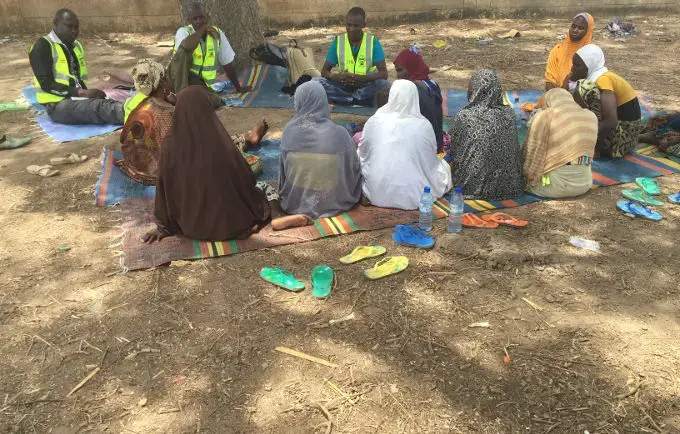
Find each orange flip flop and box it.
[481,212,528,227]
[462,213,499,228]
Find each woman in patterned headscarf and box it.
[117,59,269,184]
[116,59,176,184]
[448,69,524,200]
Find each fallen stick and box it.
[522,297,544,312]
[316,402,333,434]
[638,405,663,433]
[275,347,338,368]
[329,312,355,325]
[67,367,100,397]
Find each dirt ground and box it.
[1,13,680,434]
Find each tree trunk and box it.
[178,0,263,67]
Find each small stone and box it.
[390,384,399,394]
[545,294,557,303]
[641,326,649,331]
[55,216,65,221]
[138,397,147,407]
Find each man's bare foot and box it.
[271,214,313,231]
[244,119,269,148]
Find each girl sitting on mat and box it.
[523,88,598,198]
[358,79,452,210]
[571,45,643,158]
[279,81,362,218]
[448,69,524,201]
[142,86,312,244]
[118,59,268,185]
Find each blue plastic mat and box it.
[22,86,121,143]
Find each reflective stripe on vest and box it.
[336,32,375,75]
[123,92,148,124]
[173,25,221,89]
[30,36,88,104]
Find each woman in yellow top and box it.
[571,44,642,158]
[544,13,594,91]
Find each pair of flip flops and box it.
[462,212,528,229]
[339,245,409,280]
[392,224,434,249]
[617,200,663,222]
[260,265,334,299]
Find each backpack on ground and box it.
[249,42,287,67]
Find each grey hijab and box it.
[279,81,362,218]
[449,69,525,200]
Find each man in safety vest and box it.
[316,7,389,106]
[169,2,251,108]
[28,9,124,125]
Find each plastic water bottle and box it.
[448,187,464,233]
[418,186,433,232]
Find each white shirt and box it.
[174,26,236,66]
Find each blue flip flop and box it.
[311,265,333,299]
[616,200,663,221]
[393,224,435,249]
[669,192,680,204]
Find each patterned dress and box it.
[448,69,525,200]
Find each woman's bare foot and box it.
[244,119,269,148]
[141,227,166,244]
[271,214,313,231]
[236,224,260,240]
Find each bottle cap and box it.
[455,186,463,193]
[424,186,431,193]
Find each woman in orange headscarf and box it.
[544,13,595,91]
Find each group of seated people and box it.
[28,6,680,243]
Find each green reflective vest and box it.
[123,92,148,124]
[30,35,88,104]
[173,25,220,89]
[335,32,376,75]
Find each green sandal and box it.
[311,265,334,299]
[635,177,660,196]
[0,135,31,150]
[622,188,664,206]
[260,267,305,292]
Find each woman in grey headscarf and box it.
[448,69,524,200]
[279,81,362,218]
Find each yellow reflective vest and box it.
[173,25,221,89]
[123,92,148,124]
[335,32,376,75]
[30,35,88,104]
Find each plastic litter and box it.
[569,237,600,252]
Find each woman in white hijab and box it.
[571,44,642,157]
[358,79,452,210]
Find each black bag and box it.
[249,42,287,67]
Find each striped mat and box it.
[117,143,680,270]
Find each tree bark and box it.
[178,0,263,67]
